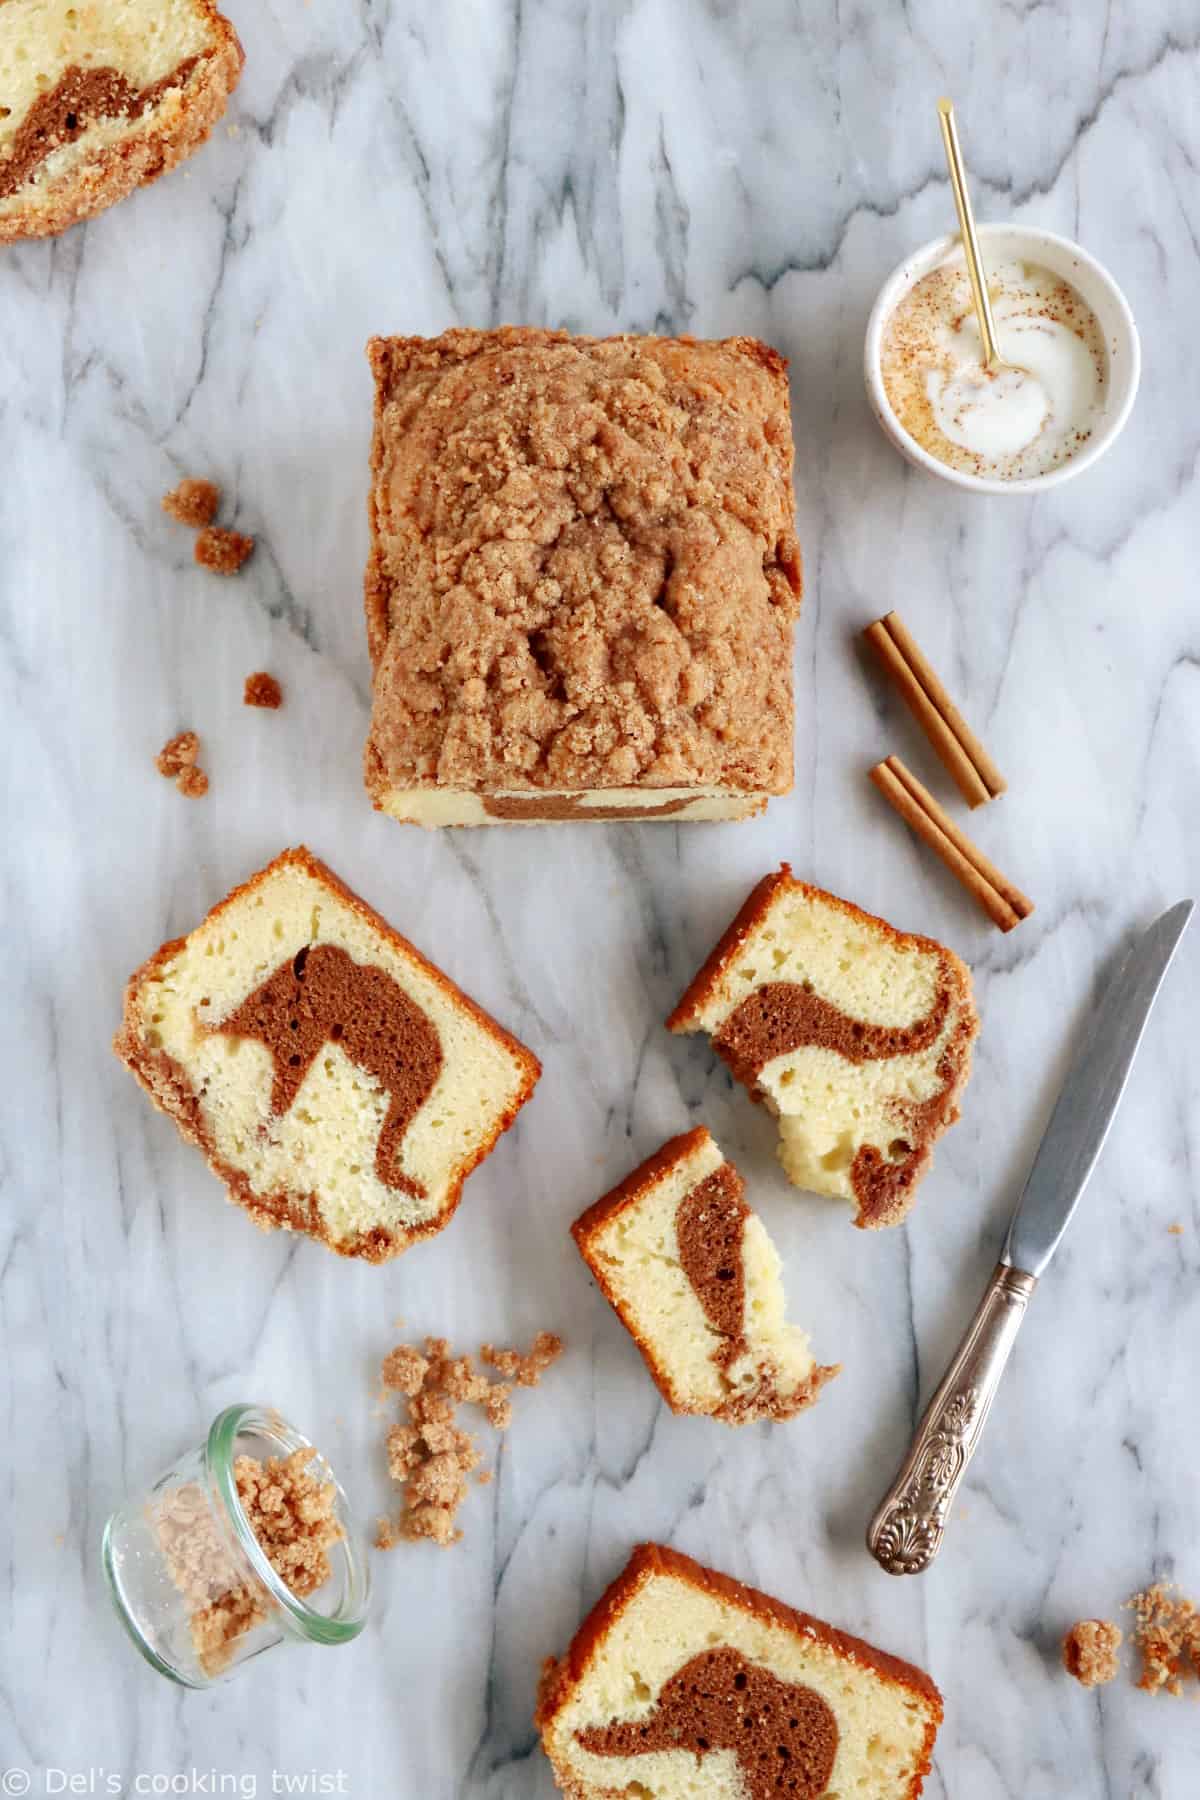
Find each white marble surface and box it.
[3,2,1200,1795]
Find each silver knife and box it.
[867,900,1194,1577]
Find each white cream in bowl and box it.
[864,226,1140,495]
[881,257,1107,481]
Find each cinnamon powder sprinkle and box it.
[1129,1583,1200,1696]
[244,671,283,709]
[155,1448,342,1677]
[1062,1619,1122,1688]
[195,526,255,576]
[162,478,220,528]
[376,1332,562,1550]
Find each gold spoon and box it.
[937,98,1002,373]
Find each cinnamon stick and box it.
[864,611,1006,807]
[869,755,1033,933]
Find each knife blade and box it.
[867,899,1193,1576]
[1004,898,1193,1275]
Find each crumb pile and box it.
[1130,1583,1200,1696]
[244,671,283,709]
[1062,1619,1123,1688]
[156,729,209,798]
[161,476,255,575]
[196,525,255,576]
[162,478,220,528]
[156,1448,342,1677]
[177,766,209,798]
[376,1332,562,1549]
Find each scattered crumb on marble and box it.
[244,671,283,709]
[484,1388,513,1430]
[156,732,210,797]
[1062,1619,1122,1687]
[1129,1583,1200,1696]
[480,1331,563,1388]
[156,1449,341,1676]
[1168,1223,1184,1235]
[162,478,220,528]
[195,526,255,575]
[376,1332,562,1550]
[176,765,210,798]
[156,730,200,778]
[381,1344,429,1396]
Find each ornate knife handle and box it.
[867,1262,1037,1576]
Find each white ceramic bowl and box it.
[864,225,1140,495]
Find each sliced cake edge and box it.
[114,845,541,1262]
[571,1127,839,1424]
[667,864,979,1228]
[536,1542,943,1800]
[0,2,244,245]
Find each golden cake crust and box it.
[363,327,802,815]
[668,865,979,1227]
[536,1542,943,1800]
[668,866,968,1033]
[113,846,541,1263]
[571,1127,712,1242]
[0,2,243,244]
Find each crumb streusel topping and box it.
[1130,1582,1200,1696]
[155,1447,342,1677]
[365,328,801,797]
[376,1329,562,1548]
[1061,1619,1122,1688]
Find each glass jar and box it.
[102,1403,370,1686]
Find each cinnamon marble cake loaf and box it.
[669,868,978,1228]
[572,1127,838,1423]
[0,0,243,243]
[363,327,802,825]
[537,1543,943,1799]
[114,848,540,1261]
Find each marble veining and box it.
[2,1,1200,1795]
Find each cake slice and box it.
[536,1543,943,1799]
[571,1127,838,1424]
[0,0,243,244]
[114,847,540,1261]
[363,327,802,826]
[668,867,978,1228]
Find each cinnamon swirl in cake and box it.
[669,868,978,1227]
[537,1543,943,1799]
[115,848,540,1261]
[0,0,243,243]
[572,1127,838,1423]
